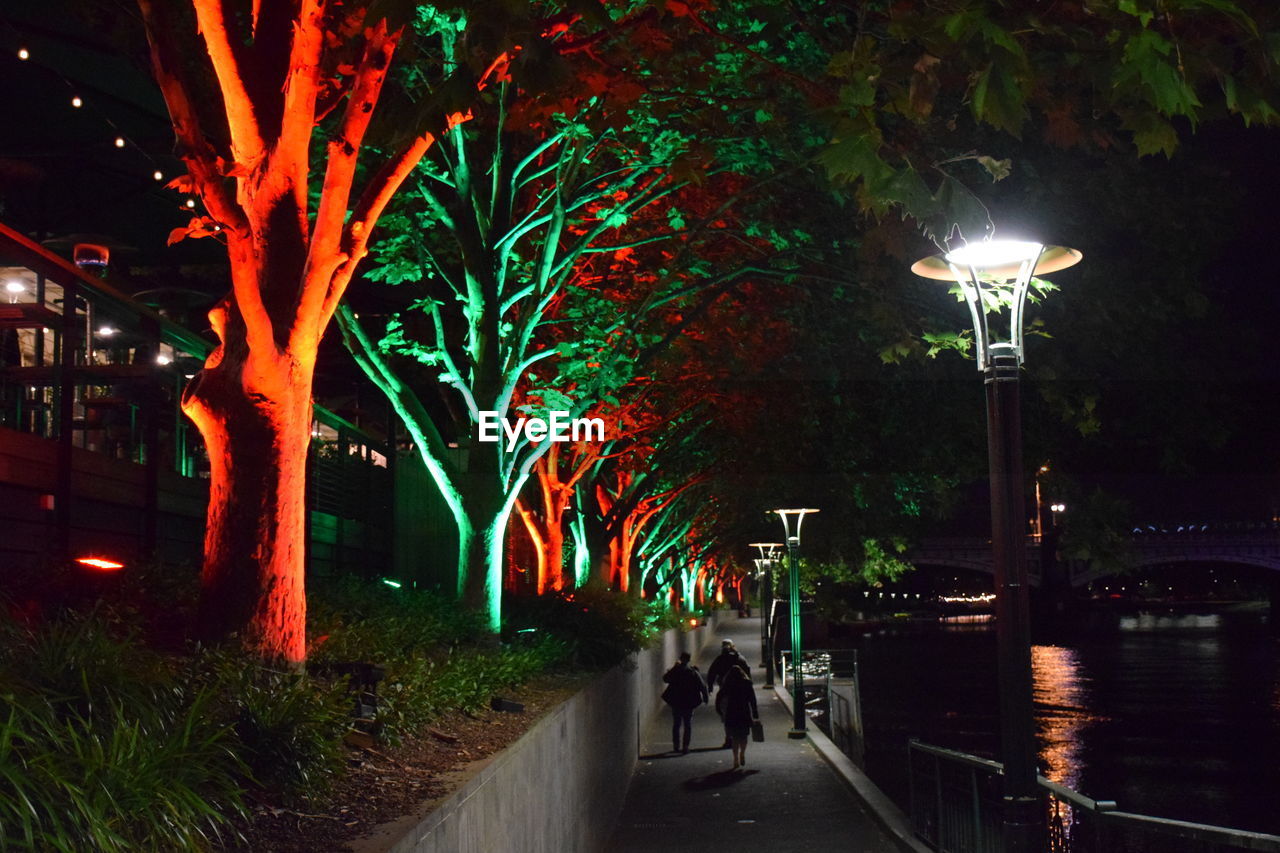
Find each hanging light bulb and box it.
[153,170,163,181]
[17,47,30,60]
[185,198,196,209]
[71,96,83,108]
[114,137,125,148]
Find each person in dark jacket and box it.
[705,639,751,693]
[662,652,708,754]
[705,639,751,746]
[715,665,759,769]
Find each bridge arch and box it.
[1075,553,1280,587]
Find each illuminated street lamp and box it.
[772,508,819,737]
[912,238,1081,853]
[1032,464,1050,539]
[750,542,783,687]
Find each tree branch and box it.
[191,0,266,166]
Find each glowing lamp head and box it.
[155,354,172,366]
[772,509,819,547]
[5,281,24,294]
[911,238,1081,370]
[76,556,124,571]
[749,541,783,561]
[943,240,1045,271]
[97,326,117,337]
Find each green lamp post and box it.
[772,508,819,737]
[750,542,783,687]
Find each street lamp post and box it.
[1033,464,1049,540]
[772,509,819,737]
[912,239,1081,853]
[750,542,783,687]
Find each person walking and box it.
[662,652,708,754]
[705,639,751,747]
[715,666,759,770]
[705,639,751,692]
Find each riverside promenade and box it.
[604,616,905,852]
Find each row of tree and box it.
[137,0,1280,661]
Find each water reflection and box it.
[860,607,1280,836]
[1032,645,1101,793]
[1117,613,1222,631]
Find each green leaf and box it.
[817,134,893,188]
[971,62,1026,135]
[1118,0,1155,27]
[976,155,1012,182]
[1118,30,1202,118]
[1123,112,1179,157]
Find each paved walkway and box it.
[603,616,901,853]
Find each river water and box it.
[855,605,1280,836]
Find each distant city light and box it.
[939,593,997,604]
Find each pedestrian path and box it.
[603,616,901,852]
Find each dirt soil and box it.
[223,672,591,853]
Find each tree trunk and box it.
[455,478,520,633]
[183,339,314,665]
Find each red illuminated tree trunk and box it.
[136,0,486,662]
[185,322,314,655]
[517,442,605,593]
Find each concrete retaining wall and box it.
[358,613,724,853]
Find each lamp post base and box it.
[787,729,807,740]
[1002,795,1045,853]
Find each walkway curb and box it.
[773,684,932,853]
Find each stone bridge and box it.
[906,527,1280,588]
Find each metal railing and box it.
[907,740,1280,853]
[778,649,864,764]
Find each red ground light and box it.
[75,557,125,571]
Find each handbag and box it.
[751,720,764,742]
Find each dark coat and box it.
[706,649,750,691]
[715,676,758,729]
[662,663,708,710]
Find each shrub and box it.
[505,583,660,669]
[0,618,246,852]
[308,582,568,740]
[211,661,350,798]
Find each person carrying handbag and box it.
[714,666,759,769]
